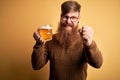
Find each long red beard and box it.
[56,22,79,48]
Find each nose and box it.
[66,18,72,24]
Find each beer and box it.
[38,25,52,40]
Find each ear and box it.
[61,13,64,17]
[78,16,81,20]
[78,16,81,23]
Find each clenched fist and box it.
[79,26,94,46]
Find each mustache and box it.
[61,22,74,27]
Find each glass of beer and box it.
[38,25,52,41]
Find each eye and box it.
[61,15,78,22]
[61,16,68,20]
[70,16,78,22]
[71,16,78,19]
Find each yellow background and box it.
[0,0,120,80]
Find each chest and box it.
[49,42,84,65]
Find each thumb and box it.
[33,31,40,41]
[78,28,81,33]
[78,28,83,34]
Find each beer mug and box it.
[38,25,52,40]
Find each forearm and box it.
[85,41,103,68]
[31,42,48,70]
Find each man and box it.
[31,1,103,80]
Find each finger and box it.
[82,26,93,32]
[33,32,37,40]
[38,37,44,42]
[82,32,93,37]
[82,32,93,38]
[33,31,40,41]
[82,27,94,35]
[82,35,91,40]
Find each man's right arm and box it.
[31,41,49,70]
[31,32,49,70]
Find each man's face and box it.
[60,11,80,32]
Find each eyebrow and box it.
[63,15,78,17]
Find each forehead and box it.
[64,11,79,17]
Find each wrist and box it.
[36,38,44,44]
[87,40,96,49]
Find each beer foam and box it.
[38,25,52,30]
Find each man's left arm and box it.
[84,41,103,68]
[80,26,103,68]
